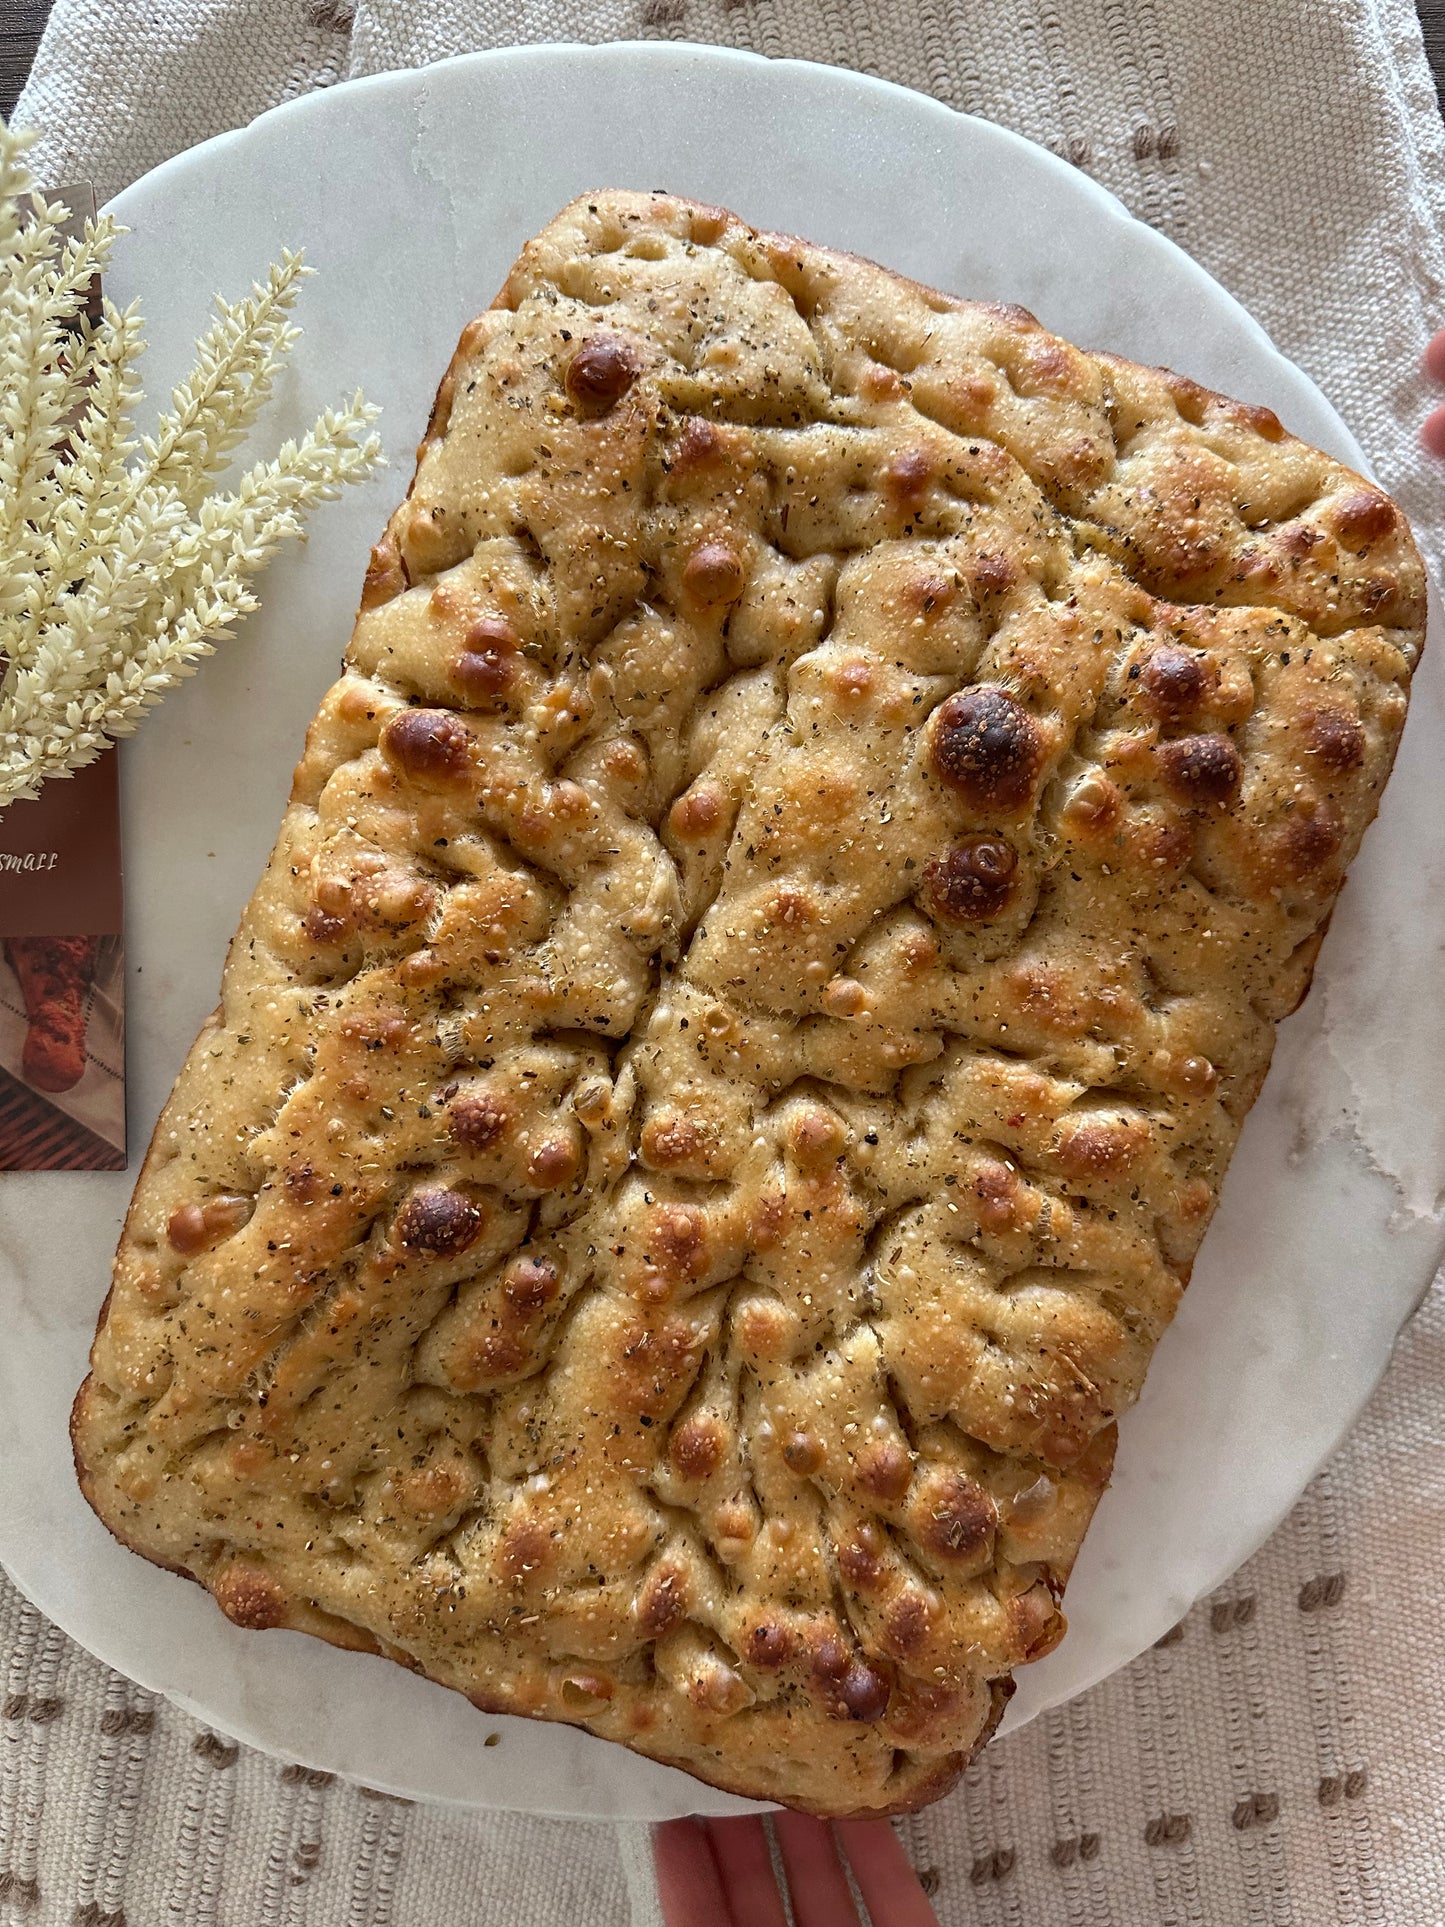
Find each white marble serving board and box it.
[2,43,1443,1821]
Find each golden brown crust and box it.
[73,191,1424,1816]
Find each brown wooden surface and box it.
[3,2,1445,122]
[1424,0,1445,93]
[0,1063,124,1169]
[2,1,52,121]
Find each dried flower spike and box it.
[0,120,382,810]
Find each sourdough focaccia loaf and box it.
[75,192,1424,1816]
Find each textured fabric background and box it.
[7,2,1445,1922]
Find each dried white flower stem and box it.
[0,121,383,809]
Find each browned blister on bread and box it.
[72,193,1424,1816]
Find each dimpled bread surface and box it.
[73,191,1424,1816]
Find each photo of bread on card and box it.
[5,936,98,1092]
[72,192,1423,1816]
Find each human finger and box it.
[654,1818,734,1926]
[772,1812,863,1927]
[1424,329,1445,385]
[835,1819,941,1927]
[702,1817,790,1927]
[1422,403,1445,457]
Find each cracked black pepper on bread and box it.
[73,192,1424,1816]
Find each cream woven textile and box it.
[8,2,1445,1920]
